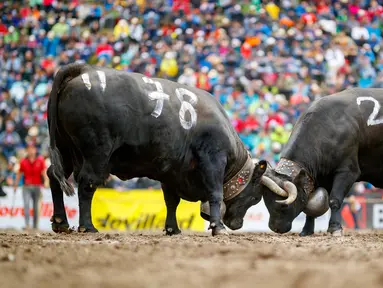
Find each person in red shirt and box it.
[265,111,285,131]
[302,12,317,25]
[316,0,330,14]
[14,143,48,230]
[0,20,7,35]
[172,0,191,15]
[95,37,114,64]
[243,114,259,131]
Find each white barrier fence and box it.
[0,186,330,233]
[0,186,79,231]
[235,201,331,233]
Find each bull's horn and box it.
[303,188,329,217]
[275,181,298,205]
[261,176,288,197]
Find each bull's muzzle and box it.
[303,187,329,217]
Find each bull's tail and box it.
[48,147,75,196]
[48,63,87,196]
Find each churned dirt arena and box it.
[0,230,383,288]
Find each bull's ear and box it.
[253,160,267,178]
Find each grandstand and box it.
[1,0,383,193]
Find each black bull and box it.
[255,88,383,236]
[47,63,275,236]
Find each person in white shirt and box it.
[351,23,370,43]
[325,44,345,85]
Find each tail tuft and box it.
[49,147,75,196]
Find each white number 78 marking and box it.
[176,88,198,130]
[142,77,198,130]
[356,96,383,126]
[142,77,170,118]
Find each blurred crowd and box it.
[0,0,382,192]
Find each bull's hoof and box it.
[212,227,229,236]
[209,222,229,236]
[78,226,99,233]
[330,229,343,237]
[299,229,314,237]
[50,216,71,234]
[327,223,343,237]
[164,227,181,236]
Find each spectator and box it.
[43,31,60,57]
[14,143,48,230]
[51,16,69,39]
[1,156,17,187]
[84,3,102,26]
[348,195,361,229]
[96,37,114,64]
[114,19,130,40]
[270,125,289,145]
[0,121,21,160]
[129,17,144,43]
[178,67,197,87]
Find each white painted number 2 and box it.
[142,77,198,130]
[356,96,383,126]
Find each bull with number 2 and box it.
[47,63,270,236]
[253,88,383,236]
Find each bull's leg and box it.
[162,184,181,236]
[299,215,315,237]
[208,192,228,236]
[191,135,228,236]
[77,180,98,233]
[327,167,359,237]
[68,122,114,233]
[77,160,106,233]
[197,153,228,237]
[47,157,73,233]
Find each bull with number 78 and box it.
[47,63,273,236]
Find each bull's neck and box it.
[224,146,249,184]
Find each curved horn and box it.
[275,181,298,205]
[261,176,288,197]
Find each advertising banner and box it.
[91,189,205,232]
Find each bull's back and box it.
[58,66,237,178]
[291,88,383,147]
[283,88,383,185]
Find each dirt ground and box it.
[0,230,383,288]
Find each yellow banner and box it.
[91,189,206,232]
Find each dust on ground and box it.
[0,229,382,288]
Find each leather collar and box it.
[223,154,255,201]
[274,158,315,196]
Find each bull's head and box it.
[200,159,268,230]
[255,161,329,234]
[222,160,268,230]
